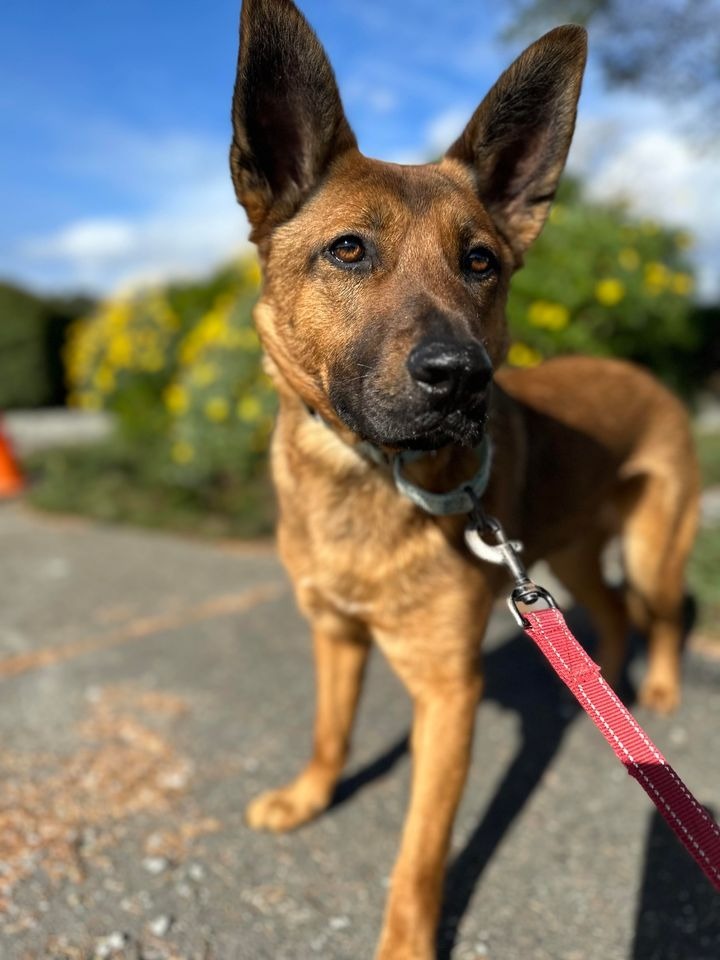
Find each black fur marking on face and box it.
[328,319,493,451]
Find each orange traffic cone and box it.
[0,418,24,498]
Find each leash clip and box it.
[464,506,557,628]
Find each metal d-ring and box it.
[507,584,558,628]
[465,513,558,628]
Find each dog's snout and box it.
[406,339,492,404]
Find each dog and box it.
[230,1,700,956]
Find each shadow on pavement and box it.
[437,606,591,958]
[331,734,410,809]
[632,807,720,960]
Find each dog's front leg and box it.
[375,642,484,960]
[246,616,370,832]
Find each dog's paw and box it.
[245,778,328,832]
[638,677,681,714]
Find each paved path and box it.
[1,503,719,960]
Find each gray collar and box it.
[306,406,492,517]
[393,435,492,516]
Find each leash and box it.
[394,445,720,891]
[465,512,720,893]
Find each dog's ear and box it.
[446,25,587,260]
[230,0,357,237]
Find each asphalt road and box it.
[1,502,719,960]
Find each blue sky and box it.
[2,0,718,298]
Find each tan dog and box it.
[230,1,700,956]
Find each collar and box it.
[305,405,493,517]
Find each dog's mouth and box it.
[330,392,490,452]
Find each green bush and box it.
[0,282,93,409]
[506,179,698,395]
[26,436,275,539]
[65,257,271,487]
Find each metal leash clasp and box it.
[463,491,557,628]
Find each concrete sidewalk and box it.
[1,502,719,960]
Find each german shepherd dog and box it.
[230,1,700,955]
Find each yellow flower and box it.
[178,294,235,365]
[527,300,570,331]
[671,272,693,296]
[594,278,626,307]
[171,440,194,464]
[618,248,640,271]
[508,342,542,368]
[104,299,133,331]
[644,262,670,293]
[93,366,115,393]
[548,204,565,225]
[107,334,133,367]
[205,396,230,422]
[139,350,165,372]
[192,362,218,386]
[237,394,262,422]
[164,383,189,414]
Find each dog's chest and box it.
[278,472,471,630]
[291,496,409,617]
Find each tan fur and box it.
[231,3,700,956]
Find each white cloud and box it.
[570,100,720,301]
[26,220,136,260]
[424,106,473,156]
[12,129,251,295]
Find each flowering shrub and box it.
[165,286,275,482]
[66,291,183,439]
[506,179,697,392]
[63,181,701,516]
[65,257,271,484]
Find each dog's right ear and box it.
[230,0,357,238]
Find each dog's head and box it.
[230,0,586,450]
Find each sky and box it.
[1,0,718,300]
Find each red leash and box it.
[523,605,720,892]
[464,515,720,892]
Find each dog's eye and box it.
[464,247,498,279]
[328,235,367,266]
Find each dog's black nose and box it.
[406,338,492,405]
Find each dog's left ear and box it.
[446,25,587,261]
[230,0,357,239]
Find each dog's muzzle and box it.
[328,335,492,450]
[406,338,492,410]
